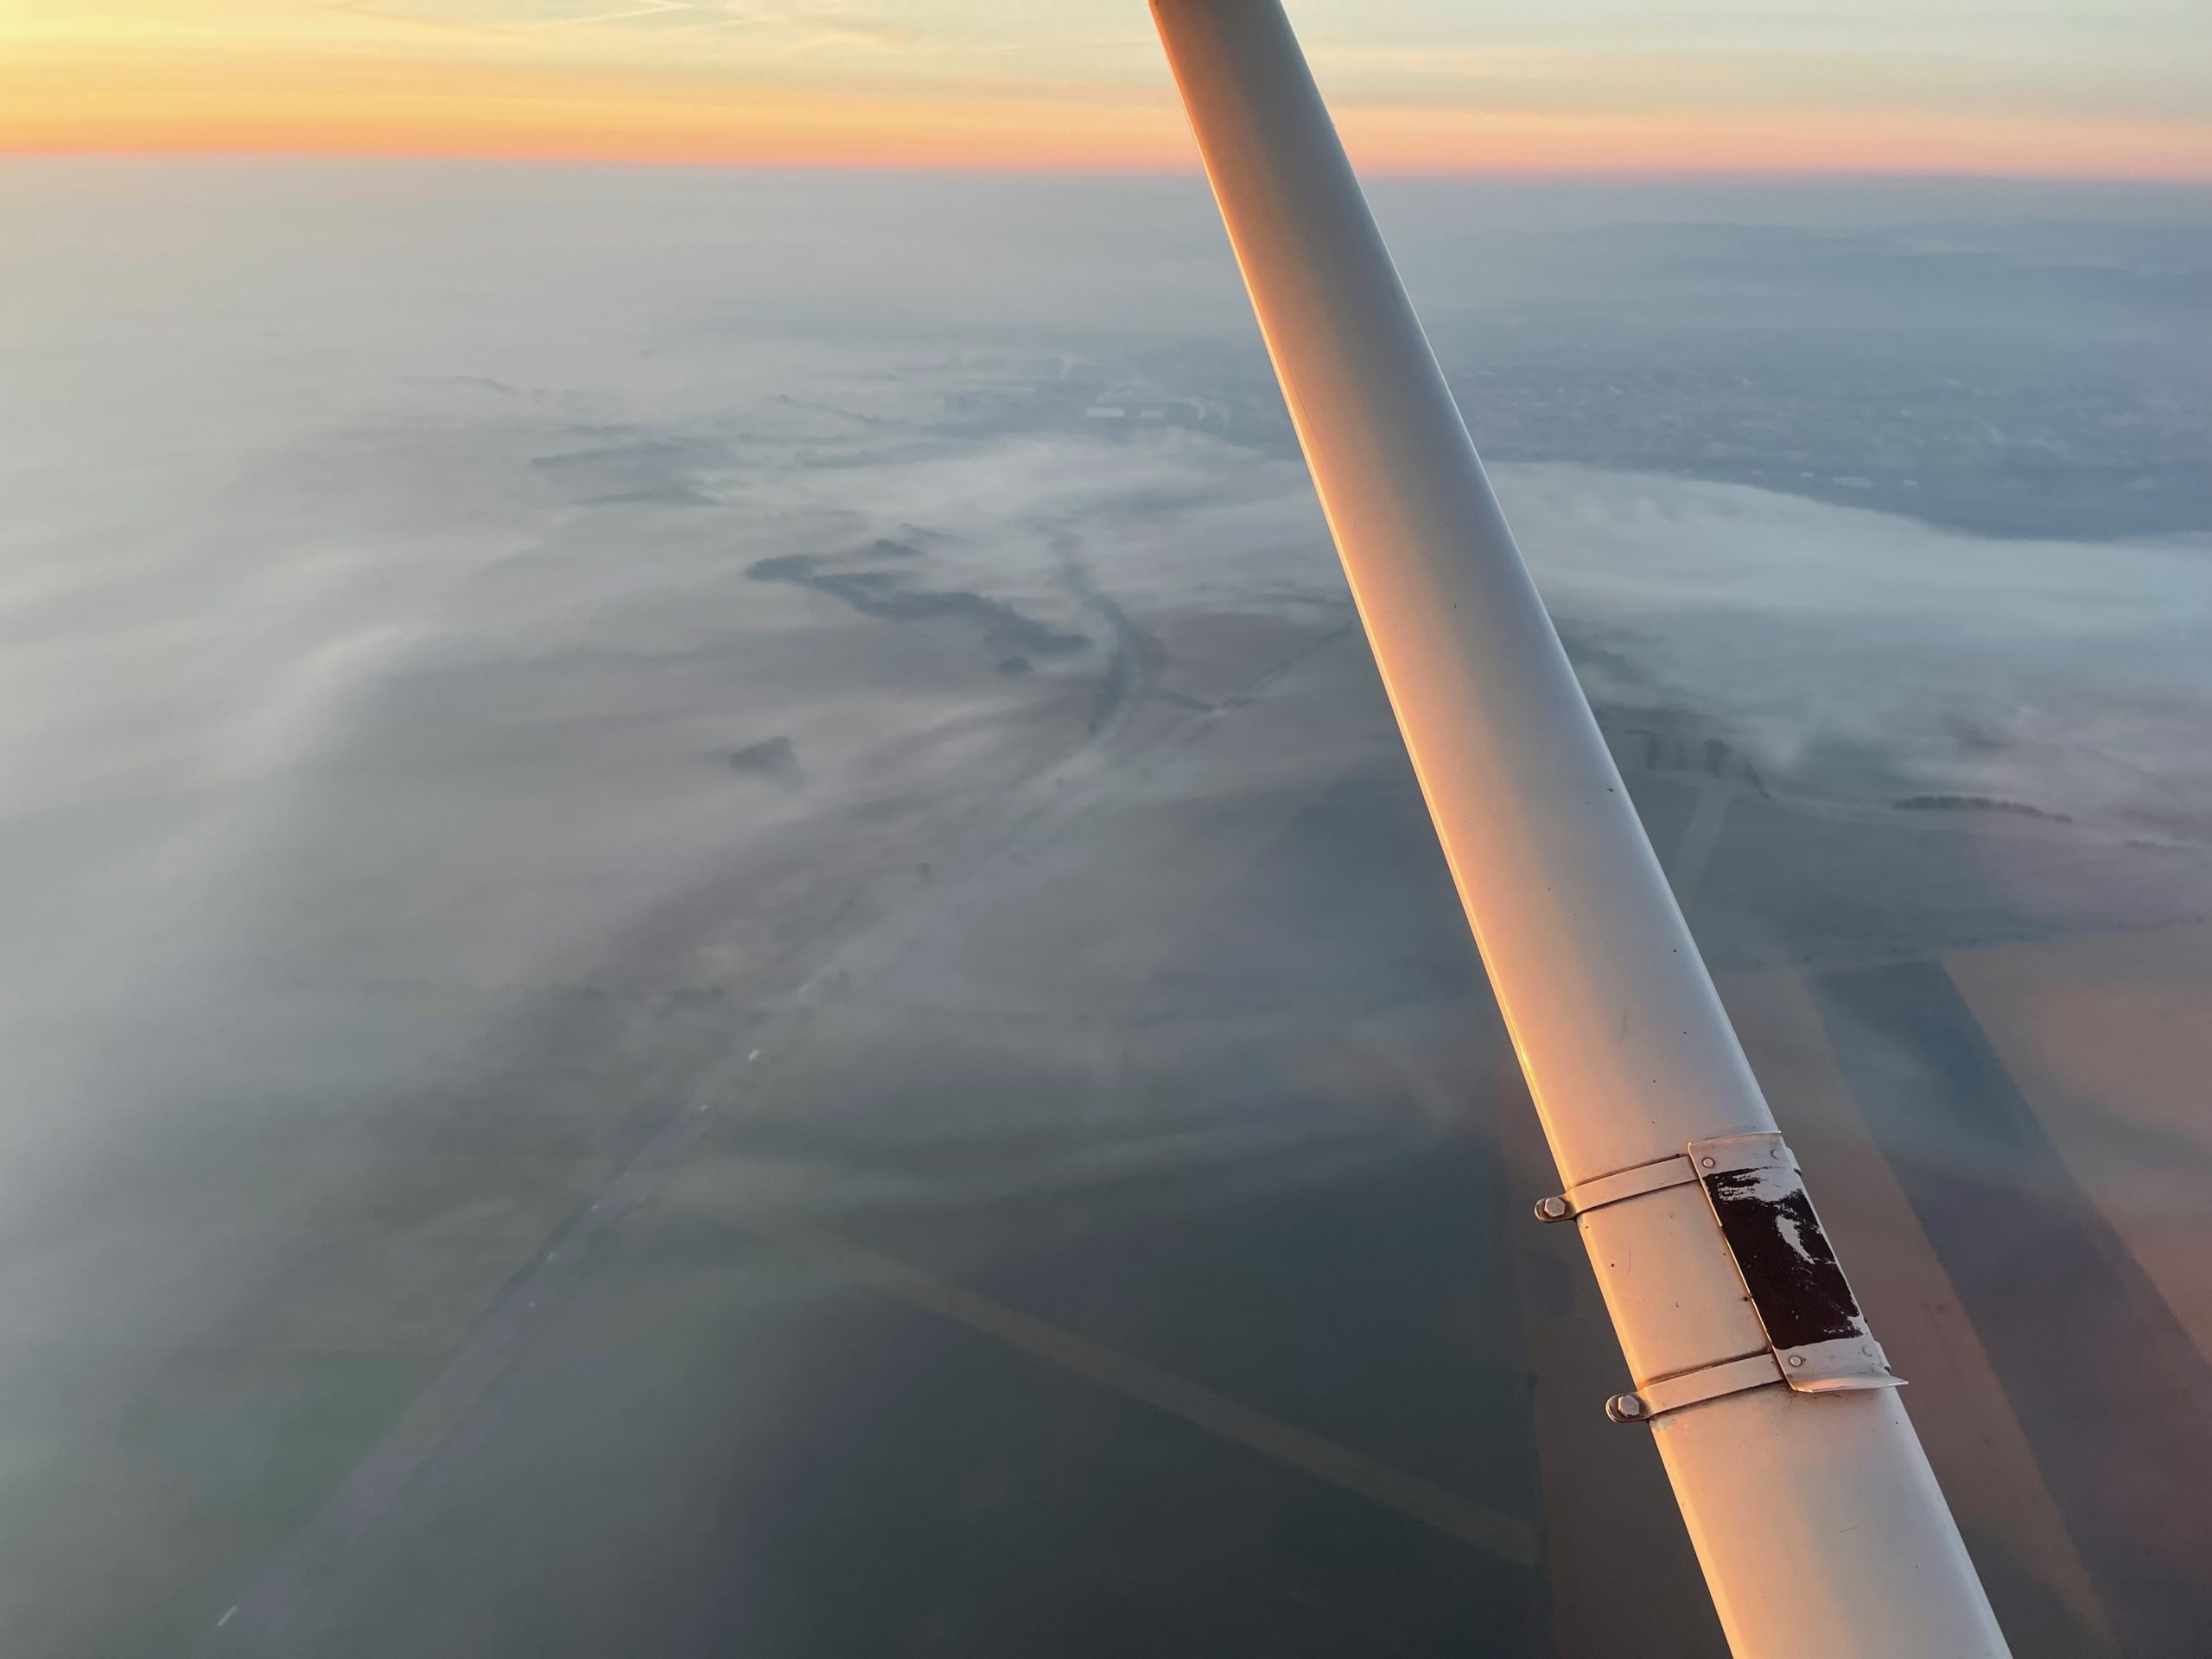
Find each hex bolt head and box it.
[1787,1354,1806,1368]
[1699,1156,1717,1169]
[1535,1196,1569,1222]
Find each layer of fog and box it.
[9,412,2210,1181]
[1506,463,2212,831]
[4,156,2209,1282]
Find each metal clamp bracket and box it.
[1608,1353,1780,1422]
[1533,1153,1700,1223]
[1606,1336,1899,1423]
[1541,1131,1908,1422]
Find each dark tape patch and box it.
[1702,1168,1868,1351]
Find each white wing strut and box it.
[1148,4,2012,1655]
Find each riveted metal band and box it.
[1532,1153,1700,1223]
[1608,1352,1783,1422]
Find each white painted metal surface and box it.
[1148,3,2012,1653]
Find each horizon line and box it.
[10,139,2212,188]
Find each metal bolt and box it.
[1699,1156,1717,1169]
[1535,1196,1569,1222]
[1771,1146,1786,1161]
[1787,1354,1805,1368]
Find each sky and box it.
[3,0,2209,178]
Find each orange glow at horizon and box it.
[5,41,2210,183]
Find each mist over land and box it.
[3,162,2210,1656]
